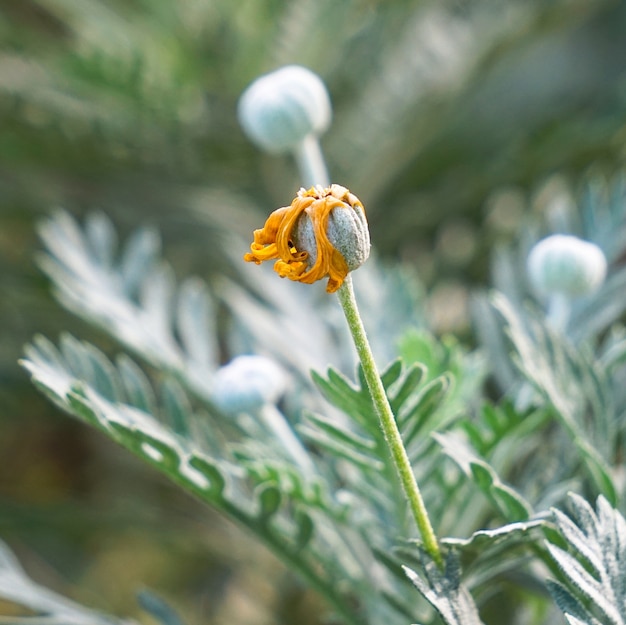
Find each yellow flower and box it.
[244,184,370,293]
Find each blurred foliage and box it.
[2,0,626,623]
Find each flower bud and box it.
[527,234,607,297]
[211,355,287,415]
[238,65,331,154]
[244,184,371,293]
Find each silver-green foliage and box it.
[547,493,626,625]
[23,212,480,624]
[21,333,366,624]
[473,173,626,507]
[19,173,626,624]
[404,551,485,625]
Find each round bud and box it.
[527,234,607,297]
[238,65,331,154]
[211,355,287,415]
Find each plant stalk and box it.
[294,134,330,188]
[337,275,443,566]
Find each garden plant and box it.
[3,4,626,624]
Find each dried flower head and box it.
[244,184,370,293]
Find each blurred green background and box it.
[1,0,626,623]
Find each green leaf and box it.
[256,484,282,521]
[435,432,532,522]
[311,368,372,422]
[294,509,315,550]
[399,374,450,445]
[380,358,404,389]
[304,413,378,455]
[299,422,385,473]
[388,362,427,413]
[470,463,531,522]
[187,456,226,499]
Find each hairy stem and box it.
[337,275,443,566]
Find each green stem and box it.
[337,275,443,567]
[294,134,330,188]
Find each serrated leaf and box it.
[299,424,385,472]
[311,368,372,423]
[161,377,192,436]
[38,211,91,283]
[256,484,282,520]
[84,343,124,403]
[552,509,604,579]
[116,354,158,416]
[380,358,403,389]
[548,543,622,625]
[60,333,94,379]
[85,212,117,269]
[547,494,626,625]
[403,549,485,625]
[469,462,530,521]
[59,335,123,403]
[140,264,175,339]
[177,277,217,370]
[36,212,226,397]
[389,363,427,413]
[304,413,377,455]
[119,227,161,296]
[492,294,617,504]
[400,375,450,445]
[187,455,226,499]
[546,581,600,625]
[435,432,532,522]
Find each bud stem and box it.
[294,134,330,188]
[337,275,443,567]
[258,404,315,476]
[546,292,571,331]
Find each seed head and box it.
[244,185,370,293]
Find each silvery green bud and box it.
[211,355,287,415]
[238,65,331,154]
[527,234,607,297]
